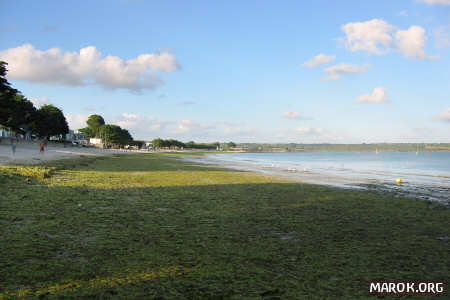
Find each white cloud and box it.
[303,54,336,68]
[323,63,368,81]
[174,119,194,134]
[295,127,325,134]
[66,114,89,130]
[113,113,170,133]
[219,121,246,127]
[341,19,434,59]
[341,19,394,55]
[435,26,450,49]
[173,119,215,134]
[109,114,258,141]
[395,26,429,59]
[66,112,346,143]
[282,111,302,120]
[274,126,340,142]
[417,0,450,5]
[30,97,49,107]
[435,108,450,122]
[0,44,180,91]
[356,87,391,103]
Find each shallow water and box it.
[189,152,450,204]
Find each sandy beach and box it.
[0,143,142,166]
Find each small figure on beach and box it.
[40,142,45,154]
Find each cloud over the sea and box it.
[435,108,450,122]
[341,19,435,59]
[66,112,342,143]
[303,54,336,68]
[356,87,391,103]
[0,44,180,92]
[323,63,368,81]
[417,0,450,5]
[282,111,302,120]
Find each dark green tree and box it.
[0,61,22,129]
[86,114,105,137]
[2,94,37,134]
[78,127,95,139]
[152,138,164,149]
[185,141,195,149]
[227,142,236,149]
[119,128,133,145]
[99,124,133,146]
[34,105,69,139]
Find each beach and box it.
[0,143,143,166]
[1,153,449,299]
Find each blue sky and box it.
[1,0,449,143]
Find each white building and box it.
[89,138,102,145]
[0,125,13,138]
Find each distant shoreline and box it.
[230,143,450,153]
[183,151,450,204]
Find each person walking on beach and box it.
[11,143,16,155]
[40,142,45,154]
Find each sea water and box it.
[191,152,450,203]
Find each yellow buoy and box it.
[396,178,402,185]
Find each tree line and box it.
[0,61,69,139]
[151,138,221,150]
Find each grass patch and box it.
[0,166,56,181]
[0,153,449,299]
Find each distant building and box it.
[48,130,87,143]
[0,125,13,138]
[65,130,75,141]
[145,141,154,151]
[0,125,32,140]
[74,131,87,144]
[90,138,102,145]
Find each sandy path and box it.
[0,144,143,166]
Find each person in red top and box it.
[40,142,45,153]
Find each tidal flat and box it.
[0,153,449,299]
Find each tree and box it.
[2,94,36,134]
[119,128,133,146]
[99,124,133,146]
[78,127,95,139]
[185,141,195,149]
[78,114,105,139]
[227,142,236,149]
[34,105,69,139]
[86,114,105,137]
[0,61,17,97]
[152,138,164,149]
[0,61,22,128]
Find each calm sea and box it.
[193,152,450,203]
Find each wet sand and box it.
[183,154,450,205]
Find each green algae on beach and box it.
[1,153,449,299]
